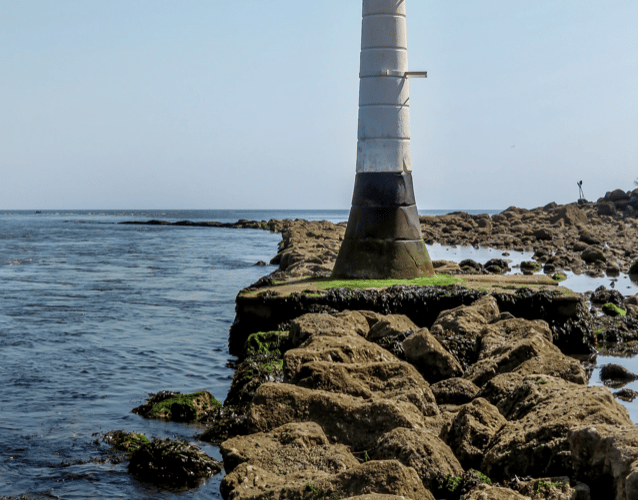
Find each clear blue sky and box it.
[1,0,637,210]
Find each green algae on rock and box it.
[132,390,221,422]
[241,330,289,360]
[103,430,150,455]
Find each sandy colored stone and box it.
[477,318,553,359]
[248,383,426,451]
[221,460,435,500]
[442,397,507,470]
[289,311,370,347]
[284,334,398,381]
[367,314,419,341]
[460,483,530,499]
[430,296,500,338]
[431,377,480,405]
[481,376,632,480]
[291,360,439,417]
[511,476,581,500]
[220,421,358,475]
[464,318,586,387]
[343,496,420,500]
[403,328,464,383]
[371,427,463,491]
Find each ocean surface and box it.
[1,209,637,499]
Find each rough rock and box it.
[459,484,530,499]
[582,246,607,264]
[291,360,439,417]
[221,460,435,500]
[431,377,480,405]
[481,376,632,480]
[614,388,638,402]
[476,318,553,359]
[549,204,588,226]
[371,427,463,491]
[430,296,500,338]
[465,318,587,387]
[367,314,419,341]
[247,383,426,451]
[442,398,507,470]
[511,477,581,500]
[403,328,464,383]
[476,372,527,414]
[284,334,398,381]
[225,354,284,408]
[342,496,419,500]
[569,424,638,500]
[220,421,358,475]
[103,430,150,455]
[289,311,370,347]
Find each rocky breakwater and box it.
[420,193,638,277]
[209,291,638,499]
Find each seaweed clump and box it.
[199,330,290,444]
[128,437,222,488]
[103,430,150,455]
[132,390,221,422]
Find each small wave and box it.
[5,258,35,266]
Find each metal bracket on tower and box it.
[404,71,427,78]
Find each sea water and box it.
[0,209,636,499]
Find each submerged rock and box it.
[128,437,222,488]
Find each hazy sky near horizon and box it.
[1,0,637,210]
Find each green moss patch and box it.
[319,274,463,290]
[520,260,541,273]
[242,330,288,359]
[132,390,221,422]
[602,303,627,317]
[103,430,150,455]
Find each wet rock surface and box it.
[128,437,222,488]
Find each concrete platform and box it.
[241,273,568,299]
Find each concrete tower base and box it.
[332,172,435,279]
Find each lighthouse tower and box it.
[332,0,434,279]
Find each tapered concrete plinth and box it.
[332,172,434,279]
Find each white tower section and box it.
[332,0,433,279]
[357,0,412,174]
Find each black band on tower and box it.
[332,171,434,279]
